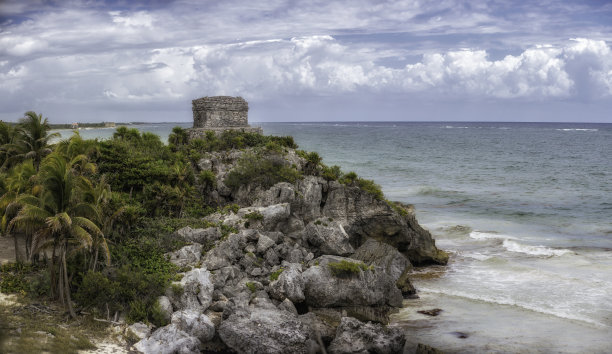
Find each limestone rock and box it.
[328,317,406,354]
[254,182,296,206]
[174,268,214,312]
[298,312,337,346]
[127,322,151,341]
[351,238,411,281]
[176,226,221,244]
[305,220,354,257]
[269,263,305,303]
[171,309,215,342]
[134,323,200,354]
[302,256,403,309]
[256,234,275,254]
[156,296,173,323]
[218,307,311,354]
[202,232,247,270]
[166,244,202,268]
[396,268,417,297]
[278,298,298,315]
[415,343,445,354]
[320,181,447,266]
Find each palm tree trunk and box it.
[92,245,99,272]
[12,233,21,263]
[62,245,76,318]
[50,243,56,299]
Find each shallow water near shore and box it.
[56,121,612,351]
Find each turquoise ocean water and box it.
[57,121,612,352]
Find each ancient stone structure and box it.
[188,96,262,139]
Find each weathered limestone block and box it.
[328,317,406,354]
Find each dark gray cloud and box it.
[1,0,611,123]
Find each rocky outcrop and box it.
[166,244,202,268]
[303,255,403,309]
[268,263,305,303]
[328,317,406,354]
[219,307,313,354]
[170,268,214,312]
[135,138,449,353]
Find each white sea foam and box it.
[556,128,598,132]
[502,240,574,257]
[462,252,492,261]
[469,231,517,241]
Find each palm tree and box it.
[12,111,60,171]
[0,121,18,170]
[12,153,102,317]
[168,126,188,150]
[0,160,36,262]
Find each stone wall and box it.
[192,96,249,128]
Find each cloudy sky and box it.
[1,0,612,123]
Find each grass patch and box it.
[328,260,373,277]
[269,268,284,282]
[0,296,104,354]
[245,281,257,293]
[244,211,264,221]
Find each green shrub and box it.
[269,268,284,282]
[321,165,342,181]
[221,204,240,214]
[339,171,358,185]
[0,262,35,295]
[245,281,257,293]
[171,283,184,297]
[224,152,302,191]
[244,211,264,221]
[198,170,216,190]
[356,178,384,200]
[386,199,409,217]
[328,260,372,277]
[150,300,170,327]
[126,299,148,324]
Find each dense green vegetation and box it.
[0,112,390,329]
[0,114,299,325]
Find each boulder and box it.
[134,324,200,354]
[218,307,311,354]
[171,310,215,342]
[415,343,445,354]
[127,322,151,341]
[351,239,411,281]
[328,317,406,354]
[256,234,275,254]
[278,298,298,315]
[202,232,247,270]
[298,312,337,346]
[396,268,417,297]
[173,268,214,312]
[259,203,291,230]
[156,296,173,323]
[176,226,221,244]
[268,263,305,303]
[302,256,403,309]
[254,182,296,206]
[304,220,354,256]
[166,244,203,268]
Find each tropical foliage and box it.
[0,112,302,323]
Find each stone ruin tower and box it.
[187,96,262,139]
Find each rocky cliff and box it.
[134,144,448,354]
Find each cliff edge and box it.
[134,137,448,354]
